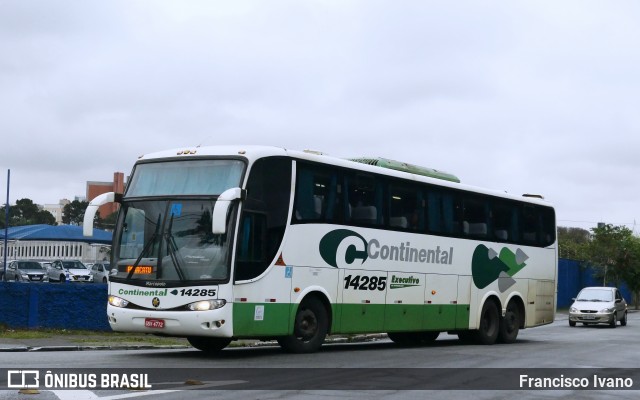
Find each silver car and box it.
[569,286,628,327]
[3,260,49,283]
[89,261,111,283]
[47,259,94,283]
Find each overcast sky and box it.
[1,0,639,232]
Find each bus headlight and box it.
[108,296,129,308]
[187,299,226,311]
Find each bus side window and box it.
[294,164,342,223]
[493,201,514,242]
[388,182,420,231]
[522,205,538,245]
[462,197,488,238]
[539,206,556,247]
[347,173,382,226]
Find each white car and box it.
[47,260,94,283]
[569,286,628,327]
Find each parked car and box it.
[569,286,627,327]
[3,260,49,282]
[89,261,111,283]
[47,259,94,283]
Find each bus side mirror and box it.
[83,192,122,237]
[212,188,246,234]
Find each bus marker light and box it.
[431,290,436,295]
[362,300,371,304]
[266,298,276,303]
[294,287,300,293]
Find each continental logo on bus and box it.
[471,244,528,292]
[319,229,454,269]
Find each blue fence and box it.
[0,282,110,331]
[0,259,635,331]
[557,258,632,308]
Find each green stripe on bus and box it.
[233,302,292,336]
[232,302,470,337]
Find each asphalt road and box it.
[2,313,639,400]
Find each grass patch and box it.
[0,325,187,346]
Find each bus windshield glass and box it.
[126,159,245,197]
[113,200,233,282]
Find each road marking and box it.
[50,381,246,399]
[51,391,99,400]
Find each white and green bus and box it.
[83,145,557,353]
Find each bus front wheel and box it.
[277,297,328,353]
[187,336,232,353]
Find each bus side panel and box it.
[290,265,339,331]
[422,274,459,331]
[456,275,472,329]
[526,279,555,326]
[384,272,426,332]
[338,269,387,333]
[232,267,292,337]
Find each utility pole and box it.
[3,169,9,282]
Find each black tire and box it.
[610,313,617,328]
[476,301,499,345]
[620,311,627,326]
[102,277,108,283]
[388,331,440,346]
[569,320,576,327]
[277,297,328,353]
[498,301,520,343]
[59,275,66,283]
[187,337,232,353]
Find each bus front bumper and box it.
[107,303,234,338]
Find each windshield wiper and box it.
[164,214,186,281]
[127,213,162,280]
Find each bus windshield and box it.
[112,199,233,282]
[126,159,245,197]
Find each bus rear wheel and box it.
[476,300,499,345]
[498,300,521,343]
[388,331,440,346]
[187,337,232,353]
[277,297,328,353]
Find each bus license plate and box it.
[145,318,165,329]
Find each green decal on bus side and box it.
[471,244,528,291]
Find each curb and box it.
[0,334,387,353]
[0,344,190,353]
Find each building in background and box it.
[0,224,112,264]
[86,172,125,218]
[43,199,71,225]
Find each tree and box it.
[0,198,57,228]
[96,211,117,231]
[583,224,640,309]
[62,200,89,225]
[557,226,590,260]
